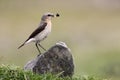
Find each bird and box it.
[18,12,60,54]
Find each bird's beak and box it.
[51,13,60,17]
[51,14,54,17]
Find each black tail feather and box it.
[18,43,25,49]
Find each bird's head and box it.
[41,12,60,21]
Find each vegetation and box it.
[0,65,104,80]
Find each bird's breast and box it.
[35,22,51,42]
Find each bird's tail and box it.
[18,42,25,49]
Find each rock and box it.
[24,42,74,77]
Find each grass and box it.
[0,64,105,80]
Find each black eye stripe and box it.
[47,14,51,16]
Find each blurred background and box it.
[0,0,120,80]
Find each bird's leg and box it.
[38,44,46,51]
[35,43,41,54]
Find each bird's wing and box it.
[26,22,47,41]
[18,22,47,49]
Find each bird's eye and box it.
[47,14,51,16]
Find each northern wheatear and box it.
[18,12,59,54]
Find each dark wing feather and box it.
[26,22,47,41]
[18,22,47,49]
